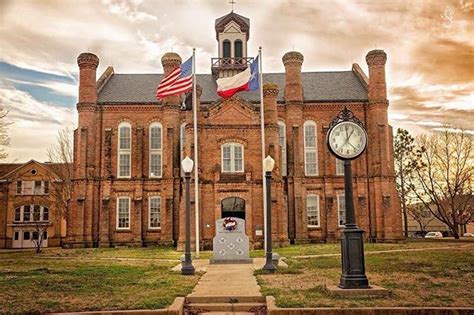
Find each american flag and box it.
[156,55,193,100]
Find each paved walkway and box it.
[188,262,262,297]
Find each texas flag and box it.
[216,56,259,98]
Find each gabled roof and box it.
[0,160,71,180]
[215,11,250,39]
[97,71,368,105]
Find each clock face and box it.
[327,121,367,160]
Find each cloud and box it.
[0,82,75,162]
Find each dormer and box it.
[212,12,253,78]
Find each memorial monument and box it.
[210,217,252,264]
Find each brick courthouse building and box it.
[65,11,402,249]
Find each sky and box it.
[0,0,472,162]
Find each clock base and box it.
[339,227,370,289]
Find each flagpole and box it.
[258,47,267,252]
[192,48,200,258]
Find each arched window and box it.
[306,194,320,227]
[304,120,318,176]
[221,143,244,173]
[234,40,243,58]
[118,122,131,178]
[149,123,162,178]
[278,121,287,176]
[23,205,31,222]
[223,40,231,58]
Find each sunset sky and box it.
[0,0,472,162]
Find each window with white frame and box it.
[337,194,346,226]
[336,158,345,176]
[16,181,49,195]
[149,197,161,229]
[149,123,162,178]
[307,194,320,227]
[118,123,131,178]
[116,197,130,229]
[278,121,287,176]
[304,121,318,176]
[221,143,244,173]
[13,205,49,222]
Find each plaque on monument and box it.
[210,217,252,264]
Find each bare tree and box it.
[410,128,473,239]
[394,128,418,237]
[31,206,50,254]
[406,203,434,235]
[0,104,11,160]
[46,127,74,245]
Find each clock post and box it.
[327,106,369,289]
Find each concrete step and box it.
[186,296,265,304]
[187,302,266,312]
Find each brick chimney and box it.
[366,49,387,101]
[161,52,182,105]
[282,51,304,103]
[263,83,279,125]
[77,52,99,104]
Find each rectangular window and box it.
[22,181,34,195]
[14,231,19,241]
[149,197,161,229]
[24,231,30,240]
[117,197,130,229]
[305,151,317,175]
[120,127,131,150]
[336,159,345,176]
[34,181,42,194]
[16,181,22,194]
[43,207,49,221]
[221,143,244,173]
[304,122,318,176]
[119,153,131,177]
[150,153,162,177]
[14,208,21,222]
[44,181,49,194]
[338,194,346,226]
[33,205,41,221]
[23,205,31,222]
[307,195,320,227]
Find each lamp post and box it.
[262,155,276,273]
[181,156,195,275]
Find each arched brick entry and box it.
[221,197,245,220]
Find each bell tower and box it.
[212,11,252,78]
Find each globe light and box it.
[181,156,194,173]
[263,155,275,172]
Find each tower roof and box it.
[215,11,250,39]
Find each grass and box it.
[256,242,474,308]
[0,247,200,313]
[1,241,472,312]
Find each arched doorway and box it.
[221,197,245,220]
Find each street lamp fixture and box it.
[262,155,276,273]
[181,156,195,275]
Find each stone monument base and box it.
[210,258,253,264]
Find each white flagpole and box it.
[192,48,200,258]
[258,47,267,252]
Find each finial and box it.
[229,0,236,11]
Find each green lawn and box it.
[1,241,473,313]
[257,242,474,308]
[0,248,200,314]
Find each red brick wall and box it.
[66,49,403,248]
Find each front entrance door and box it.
[11,229,48,248]
[221,197,245,220]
